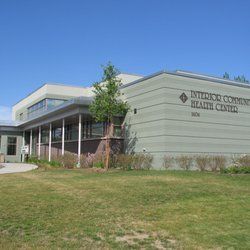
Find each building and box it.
[1,70,250,168]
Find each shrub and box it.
[175,155,193,170]
[27,156,39,164]
[221,166,250,174]
[113,154,133,170]
[194,155,211,171]
[131,153,153,170]
[58,153,77,169]
[162,155,174,169]
[113,153,153,170]
[131,154,144,170]
[141,154,153,170]
[27,156,62,169]
[92,153,106,168]
[80,153,95,168]
[93,161,105,169]
[233,155,250,167]
[50,159,62,167]
[210,155,227,172]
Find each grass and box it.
[0,169,249,249]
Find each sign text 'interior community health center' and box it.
[189,90,250,114]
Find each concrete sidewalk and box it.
[0,163,38,174]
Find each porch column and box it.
[38,126,41,159]
[48,123,52,162]
[30,129,32,156]
[22,131,25,162]
[77,114,82,167]
[62,118,65,156]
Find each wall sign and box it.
[180,90,250,115]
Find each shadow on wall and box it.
[124,123,138,154]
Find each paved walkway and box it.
[0,163,38,174]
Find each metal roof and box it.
[17,96,93,127]
[13,83,90,106]
[0,120,20,127]
[121,70,250,89]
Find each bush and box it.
[175,155,193,170]
[112,153,153,170]
[162,155,174,169]
[131,154,144,170]
[27,156,62,169]
[80,153,95,168]
[93,161,104,169]
[194,155,211,171]
[27,156,39,164]
[210,155,227,172]
[232,155,250,167]
[142,154,154,170]
[132,153,153,170]
[57,153,78,169]
[221,166,250,174]
[113,154,133,170]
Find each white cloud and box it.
[0,106,12,121]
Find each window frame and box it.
[7,137,17,156]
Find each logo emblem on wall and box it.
[180,92,188,103]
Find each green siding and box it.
[123,73,250,169]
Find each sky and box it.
[0,0,249,120]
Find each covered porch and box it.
[20,98,124,164]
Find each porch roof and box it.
[18,96,93,130]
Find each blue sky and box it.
[0,0,249,120]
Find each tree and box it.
[223,72,249,83]
[223,72,230,79]
[89,63,130,170]
[234,75,249,83]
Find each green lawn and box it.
[0,169,249,249]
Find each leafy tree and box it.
[234,75,249,83]
[89,63,129,169]
[223,72,230,79]
[223,72,249,83]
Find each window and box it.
[65,124,72,140]
[52,127,62,142]
[85,121,91,138]
[91,122,104,138]
[7,137,17,155]
[27,98,66,118]
[65,124,78,141]
[113,117,123,137]
[28,99,46,118]
[41,128,49,143]
[47,99,65,109]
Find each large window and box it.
[113,117,123,137]
[52,127,62,142]
[82,121,92,138]
[28,99,46,118]
[7,137,17,155]
[41,128,49,143]
[91,122,104,138]
[28,98,66,118]
[62,119,123,142]
[47,99,65,109]
[65,124,78,141]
